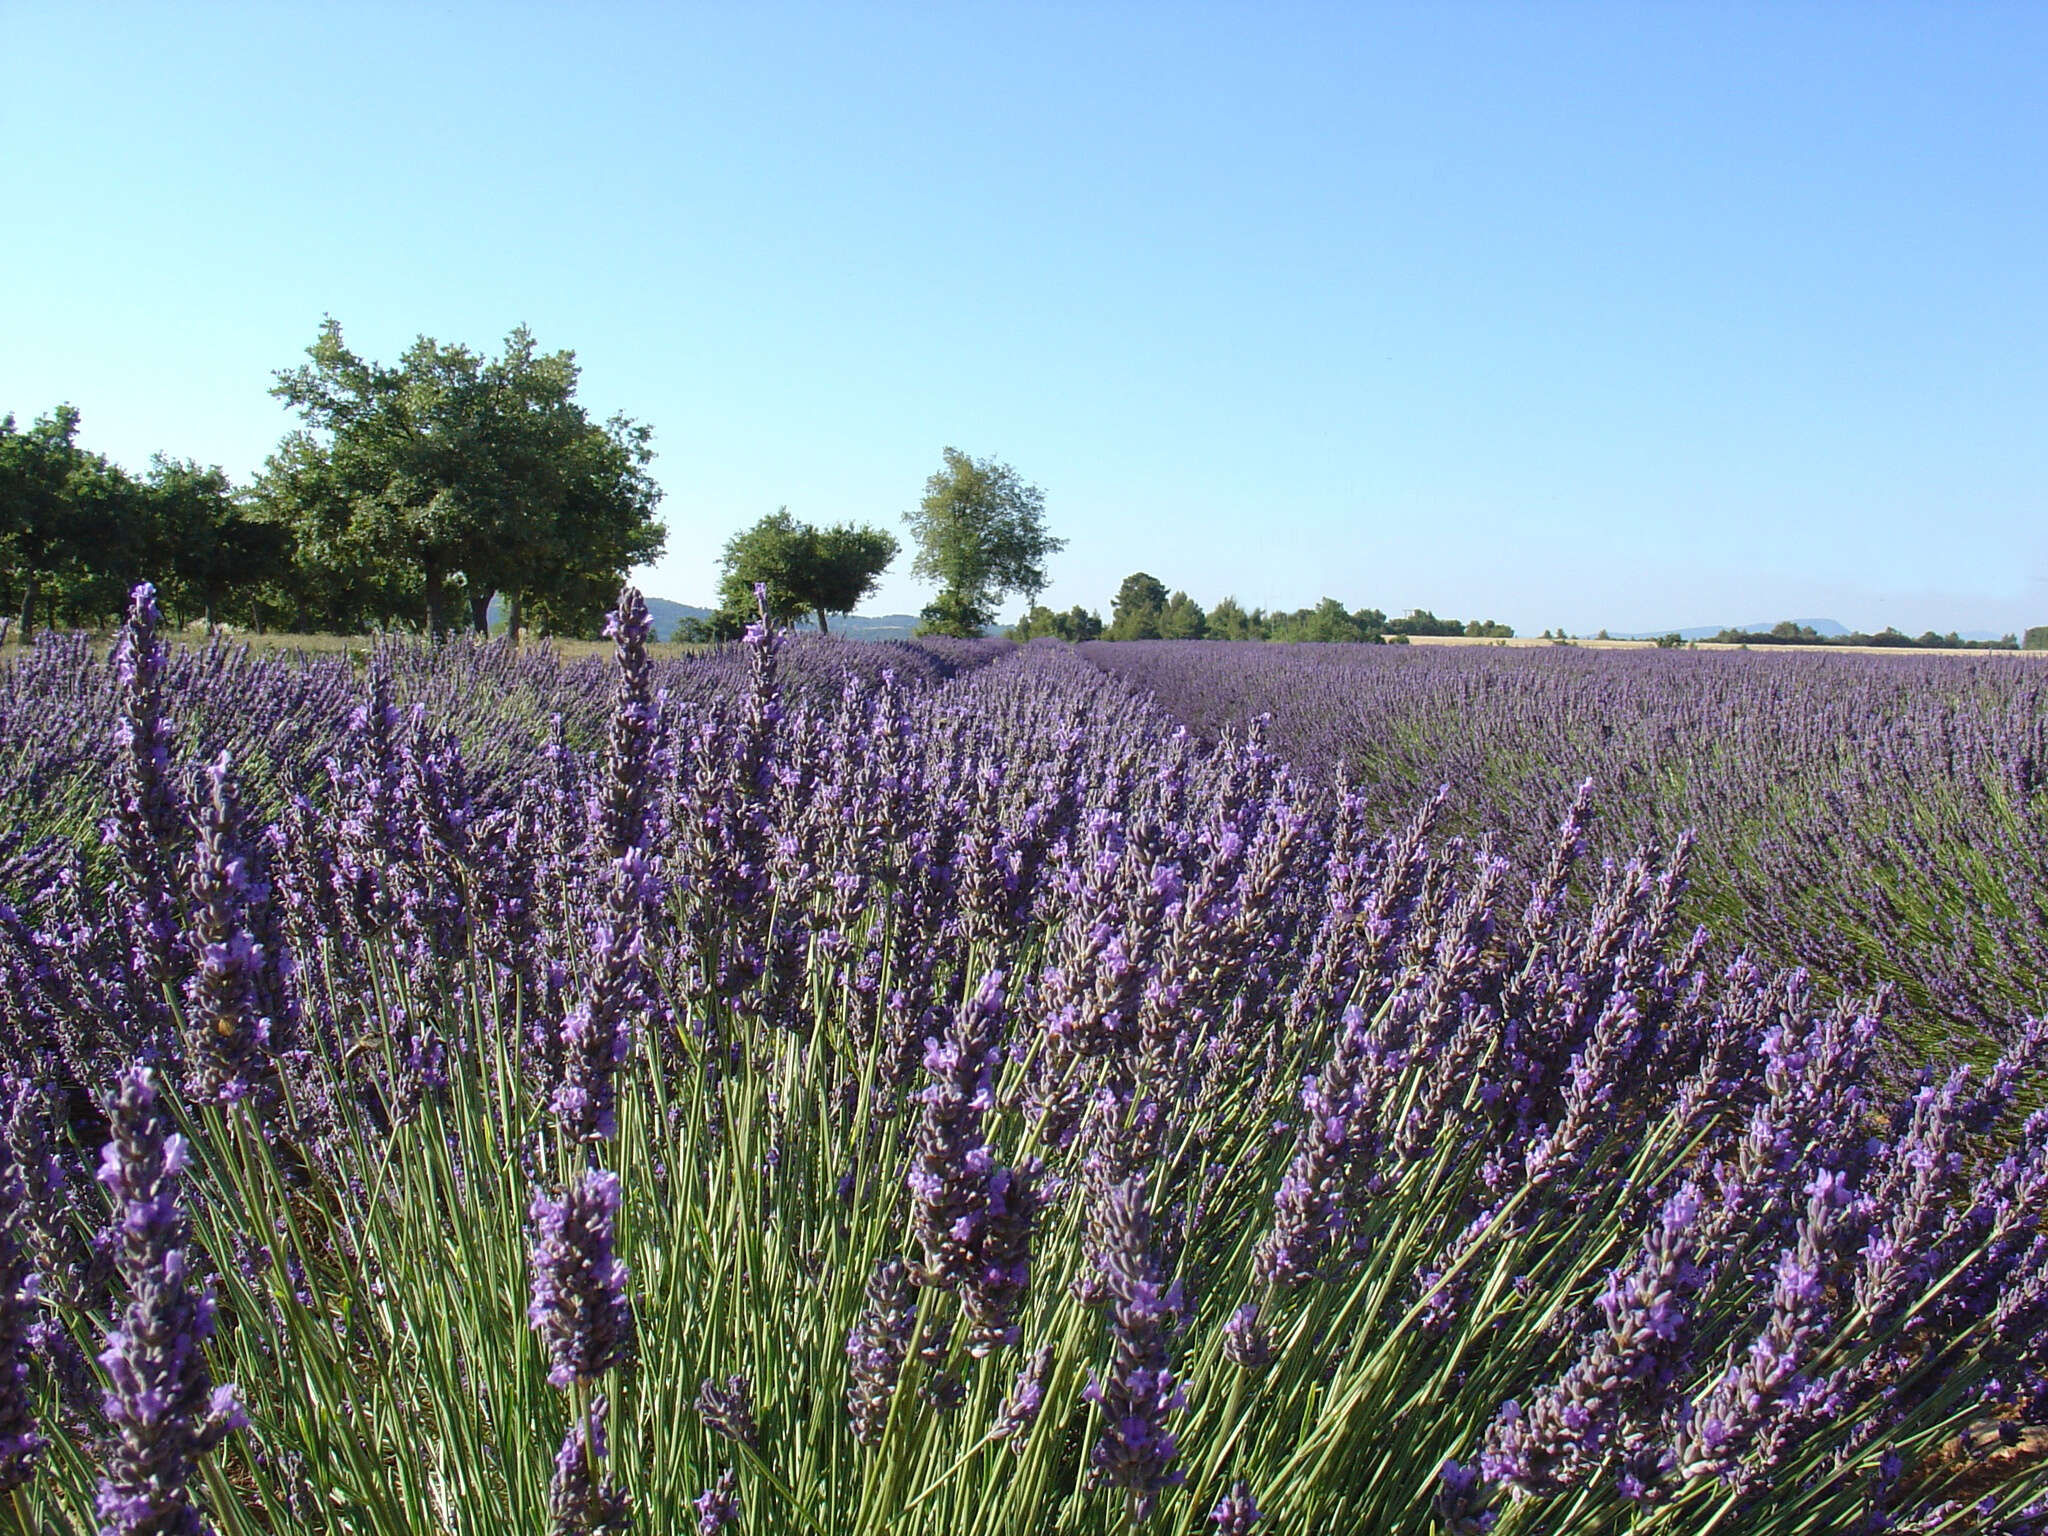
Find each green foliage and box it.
[259,319,664,638]
[1009,604,1102,641]
[1654,632,1685,649]
[1158,591,1207,640]
[2026,626,2048,651]
[0,405,98,636]
[904,449,1062,632]
[673,611,745,643]
[1108,573,1168,640]
[1383,608,1462,638]
[915,588,995,638]
[1267,598,1387,645]
[1205,597,1260,641]
[1708,622,2019,652]
[718,507,898,634]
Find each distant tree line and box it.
[2028,626,2048,652]
[1,320,665,641]
[1708,620,2019,652]
[1011,571,1514,645]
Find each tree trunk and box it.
[470,587,494,635]
[424,565,447,639]
[508,591,525,644]
[815,606,830,635]
[17,573,38,643]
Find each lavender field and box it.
[4,586,2048,1535]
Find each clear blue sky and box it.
[6,3,2045,635]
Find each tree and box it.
[904,449,1063,637]
[261,319,664,637]
[1108,572,1168,641]
[2026,627,2048,652]
[1011,603,1103,642]
[0,406,92,637]
[717,508,897,634]
[1206,596,1264,641]
[145,458,294,630]
[1158,590,1208,640]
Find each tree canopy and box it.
[904,449,1062,637]
[1108,572,1168,640]
[718,508,897,634]
[258,319,664,637]
[0,407,286,638]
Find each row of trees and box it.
[1705,620,2021,651]
[1012,573,1515,644]
[686,449,1065,641]
[2,321,666,640]
[0,406,284,637]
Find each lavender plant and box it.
[0,598,2045,1535]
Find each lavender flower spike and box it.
[1083,1179,1188,1521]
[846,1258,917,1445]
[696,1373,757,1447]
[693,1467,739,1534]
[95,1066,245,1536]
[181,753,276,1107]
[549,1392,631,1535]
[992,1343,1054,1452]
[597,587,658,860]
[1482,1182,1706,1495]
[0,1110,44,1493]
[529,1169,636,1389]
[1211,1481,1262,1534]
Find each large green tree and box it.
[0,406,92,637]
[259,319,664,637]
[144,457,295,631]
[718,507,897,634]
[1107,571,1168,640]
[904,449,1062,637]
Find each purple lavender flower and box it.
[95,1066,244,1536]
[597,587,658,860]
[106,582,183,1002]
[549,1392,631,1534]
[992,1343,1054,1452]
[696,1373,757,1448]
[1256,1004,1390,1286]
[1482,1183,1706,1495]
[909,972,1004,1288]
[846,1257,916,1445]
[1210,1481,1261,1535]
[964,1155,1043,1356]
[1222,1302,1272,1372]
[1433,1458,1498,1535]
[180,753,277,1106]
[907,971,1045,1352]
[1669,1169,1856,1485]
[693,1466,739,1534]
[528,1169,636,1389]
[1083,1179,1187,1521]
[0,1106,44,1492]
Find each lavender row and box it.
[1080,638,2048,1042]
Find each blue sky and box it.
[6,3,2045,634]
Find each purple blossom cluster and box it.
[528,1168,636,1390]
[94,1067,244,1536]
[1082,1180,1187,1520]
